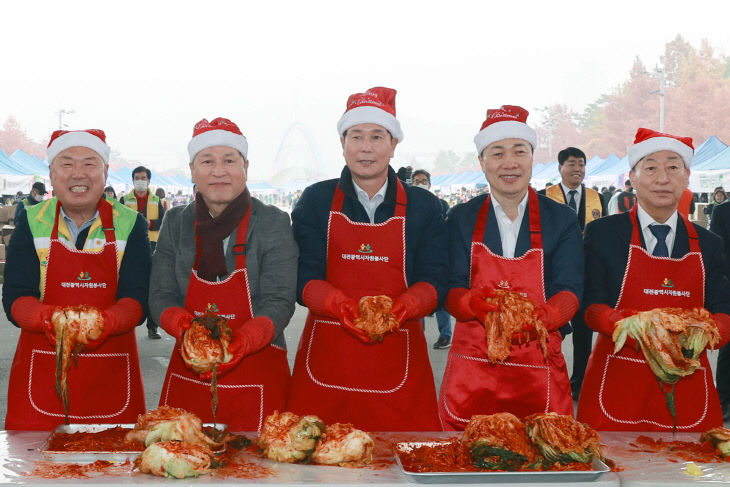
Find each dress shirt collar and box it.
[60,206,99,245]
[353,178,388,223]
[491,192,529,258]
[636,203,678,255]
[560,182,582,198]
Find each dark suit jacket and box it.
[710,200,730,278]
[448,192,583,302]
[584,212,730,314]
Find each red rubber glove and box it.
[302,280,369,343]
[584,304,638,337]
[160,307,195,340]
[445,287,498,322]
[10,296,55,334]
[713,312,730,348]
[533,291,579,332]
[391,282,438,326]
[199,316,275,380]
[85,298,143,351]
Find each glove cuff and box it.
[160,307,192,339]
[236,316,275,356]
[585,303,621,336]
[713,312,730,348]
[543,291,579,330]
[302,279,348,318]
[11,296,52,332]
[445,287,475,322]
[104,298,142,336]
[400,282,438,320]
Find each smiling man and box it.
[149,118,297,431]
[2,129,151,429]
[577,128,730,431]
[438,105,583,430]
[288,87,448,431]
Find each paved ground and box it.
[0,292,721,429]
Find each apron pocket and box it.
[600,354,710,429]
[306,319,409,392]
[163,372,265,432]
[442,352,551,425]
[29,349,132,420]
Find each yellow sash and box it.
[545,185,602,226]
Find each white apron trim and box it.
[304,319,410,393]
[28,349,131,420]
[162,372,265,433]
[598,354,710,429]
[440,351,551,424]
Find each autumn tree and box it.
[0,116,47,158]
[534,104,587,162]
[532,36,730,161]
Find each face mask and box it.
[413,183,430,190]
[33,194,43,202]
[133,180,149,192]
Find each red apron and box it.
[577,206,721,431]
[288,180,441,431]
[159,208,290,432]
[6,199,146,430]
[439,189,573,431]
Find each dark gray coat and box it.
[149,197,298,348]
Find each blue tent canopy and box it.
[692,146,730,171]
[532,161,559,179]
[585,155,605,174]
[10,149,49,175]
[589,154,629,176]
[249,181,275,190]
[0,150,29,175]
[694,136,727,165]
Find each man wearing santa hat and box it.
[287,87,448,431]
[2,129,151,429]
[439,105,582,430]
[150,117,297,432]
[577,128,730,431]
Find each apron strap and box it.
[194,206,252,272]
[51,198,117,244]
[527,187,543,250]
[471,187,543,250]
[330,178,408,217]
[629,205,642,246]
[629,204,698,252]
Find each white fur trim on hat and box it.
[474,120,537,156]
[627,136,693,168]
[337,105,404,141]
[47,131,110,164]
[187,129,248,161]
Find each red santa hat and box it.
[474,105,537,155]
[187,117,248,161]
[336,86,404,141]
[627,128,694,168]
[46,129,110,164]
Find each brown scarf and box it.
[195,188,251,281]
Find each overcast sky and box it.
[2,0,729,180]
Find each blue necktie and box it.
[568,190,578,212]
[649,224,670,257]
